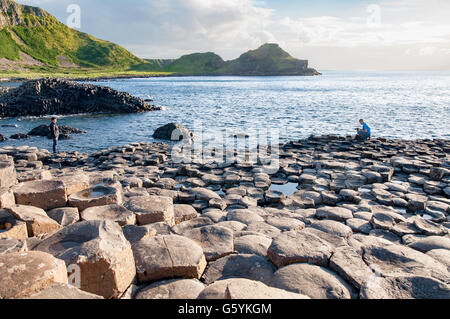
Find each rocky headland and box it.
[150,43,321,76]
[0,78,160,118]
[0,135,449,299]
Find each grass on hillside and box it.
[0,66,173,80]
[10,14,144,68]
[0,13,173,80]
[163,52,225,75]
[0,29,21,61]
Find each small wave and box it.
[13,112,118,121]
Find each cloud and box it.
[13,0,450,69]
[272,1,450,49]
[23,0,276,59]
[419,46,437,56]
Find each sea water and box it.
[0,71,449,153]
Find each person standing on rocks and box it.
[356,119,371,141]
[50,117,59,154]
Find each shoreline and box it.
[2,134,448,164]
[0,71,323,83]
[0,73,174,83]
[0,128,449,145]
[3,69,450,83]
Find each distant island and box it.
[145,44,320,76]
[0,0,319,79]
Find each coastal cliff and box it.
[0,0,145,71]
[147,44,321,76]
[218,43,320,76]
[0,0,319,77]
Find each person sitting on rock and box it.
[50,117,59,154]
[355,119,371,141]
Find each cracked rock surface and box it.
[0,134,449,299]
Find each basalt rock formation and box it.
[0,135,449,299]
[28,125,86,139]
[0,78,159,117]
[153,123,194,141]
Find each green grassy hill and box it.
[0,0,164,77]
[218,43,316,76]
[162,52,225,75]
[148,44,319,76]
[0,0,319,78]
[142,59,175,71]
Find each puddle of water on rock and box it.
[0,222,12,232]
[93,183,106,187]
[392,180,404,185]
[81,189,107,198]
[269,183,298,196]
[422,214,433,220]
[216,189,227,197]
[360,188,371,193]
[59,241,82,249]
[175,183,187,190]
[395,208,407,215]
[213,189,226,197]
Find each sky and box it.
[15,0,450,70]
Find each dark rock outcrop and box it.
[28,125,86,139]
[153,123,194,141]
[10,133,29,140]
[0,79,158,118]
[0,87,9,94]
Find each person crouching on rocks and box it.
[355,119,371,141]
[50,117,59,154]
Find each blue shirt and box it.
[362,123,371,135]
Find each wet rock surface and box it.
[68,185,122,211]
[28,125,86,139]
[153,123,194,141]
[0,134,449,299]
